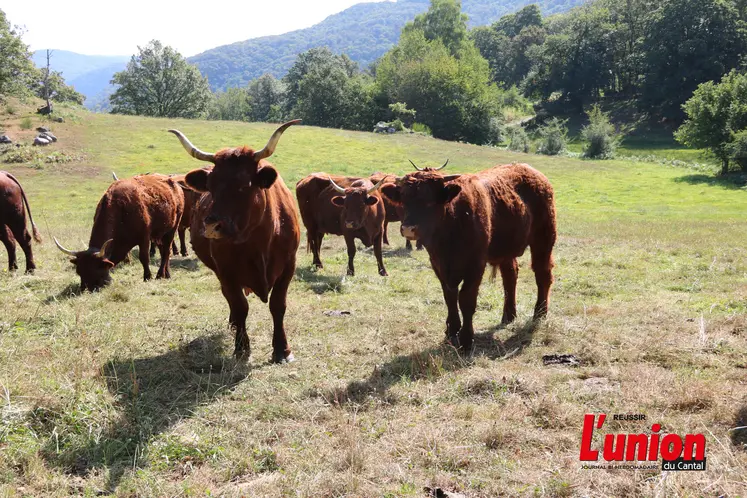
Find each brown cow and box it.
[55,174,185,291]
[169,121,301,362]
[381,163,557,352]
[296,173,388,276]
[0,171,42,273]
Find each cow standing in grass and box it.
[169,121,301,362]
[54,174,185,291]
[296,173,388,276]
[0,171,42,273]
[381,163,557,352]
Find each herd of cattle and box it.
[0,120,557,362]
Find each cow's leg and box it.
[0,225,18,272]
[405,239,413,251]
[269,260,295,363]
[373,231,388,276]
[178,226,188,256]
[499,258,519,324]
[171,241,178,256]
[383,221,390,245]
[531,246,554,320]
[439,279,461,344]
[156,229,177,279]
[7,219,34,274]
[457,275,482,353]
[416,240,424,251]
[344,233,356,276]
[138,238,152,281]
[221,282,250,358]
[149,242,156,258]
[310,230,323,269]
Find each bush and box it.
[537,117,568,155]
[5,103,16,115]
[389,102,417,128]
[19,116,32,130]
[412,122,432,135]
[391,118,406,132]
[506,126,530,153]
[727,129,747,171]
[581,105,617,159]
[487,117,504,145]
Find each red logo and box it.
[579,414,706,470]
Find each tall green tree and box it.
[0,9,36,98]
[110,40,212,118]
[403,0,469,56]
[207,87,252,121]
[247,74,284,122]
[642,0,747,118]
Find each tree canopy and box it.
[0,9,36,98]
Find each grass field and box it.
[1,101,746,497]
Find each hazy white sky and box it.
[2,0,387,57]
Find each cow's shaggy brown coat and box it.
[381,163,557,351]
[0,171,42,273]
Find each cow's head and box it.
[169,120,300,242]
[329,177,387,230]
[54,238,115,291]
[381,160,459,242]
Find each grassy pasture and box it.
[1,103,746,497]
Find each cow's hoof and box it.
[346,269,355,276]
[446,334,460,348]
[181,252,188,257]
[143,274,152,281]
[272,352,295,364]
[379,269,388,277]
[234,349,252,362]
[25,268,35,275]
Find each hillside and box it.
[189,0,588,90]
[32,50,128,109]
[0,101,745,496]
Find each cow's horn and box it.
[168,129,216,162]
[367,176,388,194]
[443,174,461,182]
[95,239,113,258]
[54,237,77,256]
[408,159,424,171]
[328,176,346,194]
[435,159,449,171]
[112,172,119,181]
[253,119,302,162]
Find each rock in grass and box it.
[53,116,64,123]
[0,135,11,144]
[33,136,50,146]
[36,126,50,133]
[40,132,57,142]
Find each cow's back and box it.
[0,172,24,226]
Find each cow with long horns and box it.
[381,162,557,352]
[55,174,185,291]
[296,173,388,276]
[169,121,301,362]
[0,171,42,273]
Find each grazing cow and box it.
[169,121,301,362]
[296,173,388,276]
[371,171,423,251]
[0,171,42,273]
[54,174,185,291]
[381,163,557,352]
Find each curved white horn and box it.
[328,176,346,194]
[408,159,424,171]
[112,172,119,181]
[168,130,216,162]
[95,239,113,258]
[367,176,388,194]
[54,237,77,256]
[253,119,302,162]
[435,159,449,171]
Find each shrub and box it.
[391,118,406,132]
[727,129,747,171]
[537,117,568,155]
[388,102,417,128]
[19,116,32,130]
[581,105,617,159]
[5,103,16,115]
[506,126,530,153]
[412,122,432,135]
[487,117,504,145]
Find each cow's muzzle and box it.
[345,221,361,230]
[204,215,233,239]
[401,225,418,240]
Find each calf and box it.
[169,121,301,362]
[55,174,185,290]
[381,163,557,351]
[0,171,42,273]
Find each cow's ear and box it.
[365,196,379,206]
[256,166,278,189]
[381,184,401,203]
[440,183,461,204]
[185,169,210,192]
[331,196,345,207]
[102,259,115,269]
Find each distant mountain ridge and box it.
[35,0,587,106]
[188,0,587,91]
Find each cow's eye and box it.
[239,183,252,192]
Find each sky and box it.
[2,0,387,57]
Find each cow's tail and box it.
[4,172,42,243]
[489,264,498,283]
[306,233,312,253]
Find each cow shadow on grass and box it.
[36,334,249,493]
[294,266,344,294]
[323,319,539,407]
[168,257,201,272]
[42,282,81,304]
[732,405,747,450]
[674,173,747,191]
